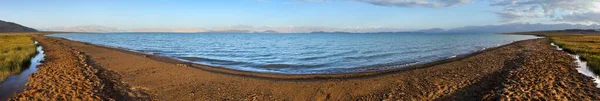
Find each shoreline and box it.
[550,42,600,87]
[44,35,534,79]
[13,34,600,100]
[12,35,152,100]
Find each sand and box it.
[11,34,600,100]
[10,35,152,101]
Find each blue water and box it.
[48,32,538,74]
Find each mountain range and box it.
[39,23,599,34]
[437,23,600,33]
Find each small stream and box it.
[551,43,600,88]
[0,41,45,101]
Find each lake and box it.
[49,32,538,74]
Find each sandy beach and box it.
[10,34,600,100]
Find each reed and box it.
[0,35,36,81]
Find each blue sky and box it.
[1,0,599,32]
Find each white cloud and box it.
[559,12,600,25]
[594,2,600,12]
[348,0,600,24]
[489,0,600,24]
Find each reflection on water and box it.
[0,44,44,100]
[49,32,538,74]
[573,55,600,88]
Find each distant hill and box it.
[0,20,37,32]
[129,28,206,33]
[409,23,600,34]
[518,29,600,34]
[262,30,279,33]
[44,26,209,33]
[414,28,445,33]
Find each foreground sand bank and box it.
[12,35,600,100]
[11,35,152,100]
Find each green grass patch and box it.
[548,35,600,75]
[0,35,36,81]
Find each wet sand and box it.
[12,34,600,100]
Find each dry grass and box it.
[0,35,36,81]
[548,34,600,75]
[509,31,600,76]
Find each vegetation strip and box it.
[0,35,36,82]
[549,35,600,75]
[512,30,600,76]
[0,41,44,101]
[11,35,153,101]
[510,31,600,89]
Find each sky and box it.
[1,0,599,33]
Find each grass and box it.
[512,31,600,75]
[511,31,600,75]
[0,35,37,81]
[548,34,600,75]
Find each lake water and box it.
[49,32,538,74]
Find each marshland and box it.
[0,35,36,81]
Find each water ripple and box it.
[49,33,538,74]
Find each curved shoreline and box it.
[15,34,600,100]
[46,33,537,75]
[44,36,536,79]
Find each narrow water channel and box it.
[551,43,600,88]
[0,41,45,101]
